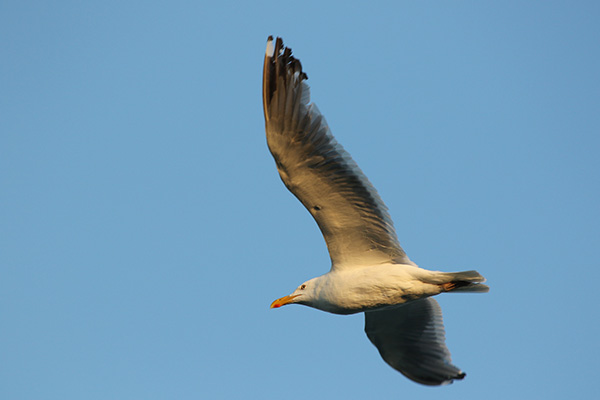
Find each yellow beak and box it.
[270,294,300,308]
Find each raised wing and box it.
[365,298,465,386]
[262,36,412,269]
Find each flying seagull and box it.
[262,36,488,386]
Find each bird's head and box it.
[270,279,316,309]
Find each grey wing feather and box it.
[262,36,412,269]
[364,298,466,386]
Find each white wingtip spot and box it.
[266,39,275,58]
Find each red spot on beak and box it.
[270,294,300,309]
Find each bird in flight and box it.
[262,36,488,386]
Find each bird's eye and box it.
[300,284,306,290]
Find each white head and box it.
[270,278,319,309]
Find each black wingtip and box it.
[263,36,310,120]
[264,36,308,79]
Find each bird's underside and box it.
[263,36,488,386]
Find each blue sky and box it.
[2,1,599,399]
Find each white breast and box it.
[310,264,441,315]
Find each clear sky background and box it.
[2,1,599,399]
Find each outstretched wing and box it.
[262,36,412,269]
[364,298,465,386]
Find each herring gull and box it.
[263,36,488,386]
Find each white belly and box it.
[311,264,443,315]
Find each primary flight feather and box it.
[263,36,488,386]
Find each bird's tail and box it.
[438,270,489,293]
